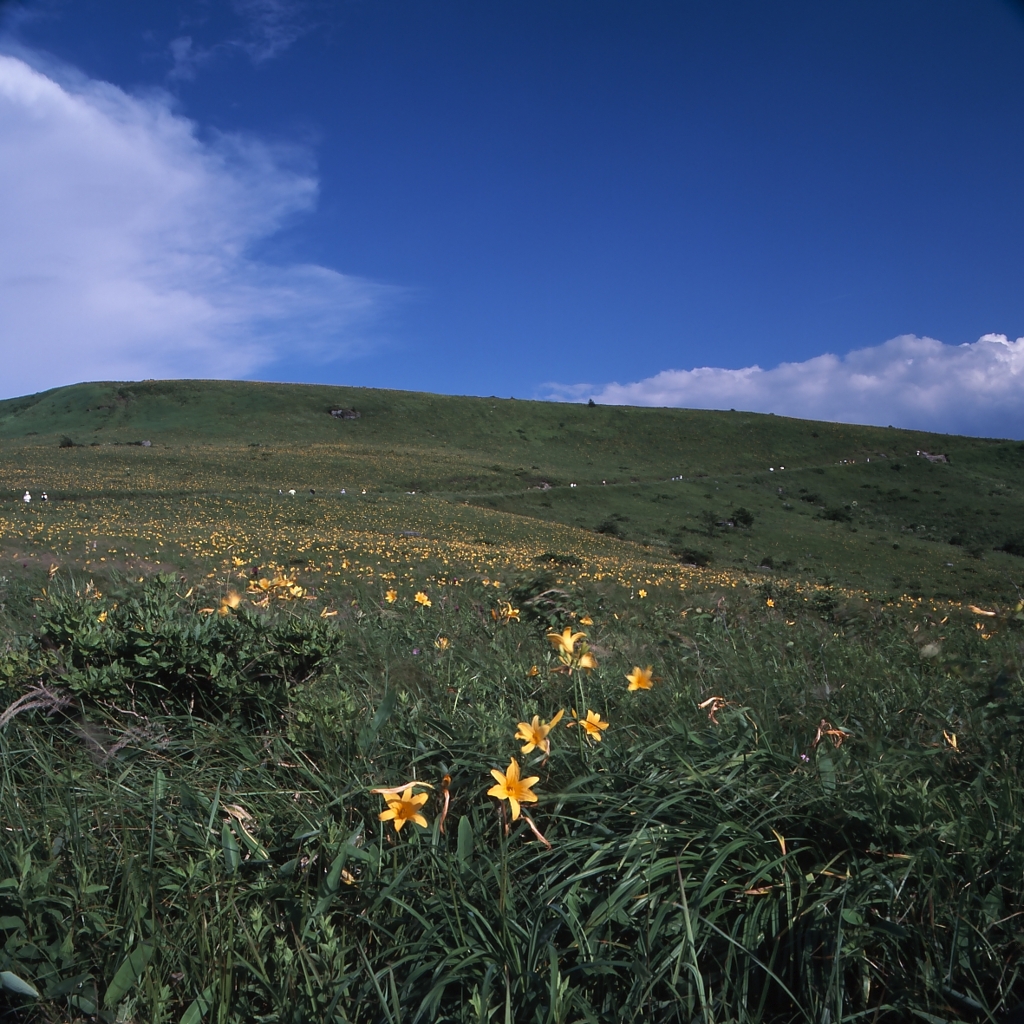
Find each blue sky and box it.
[1,0,1024,435]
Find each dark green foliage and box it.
[22,575,346,718]
[1001,536,1024,557]
[674,547,711,567]
[731,505,754,527]
[819,505,852,522]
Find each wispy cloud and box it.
[169,0,314,80]
[545,334,1024,439]
[0,51,398,399]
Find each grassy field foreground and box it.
[0,380,1022,1022]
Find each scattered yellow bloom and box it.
[491,601,520,624]
[218,591,242,616]
[526,665,539,678]
[377,785,430,833]
[570,709,609,742]
[435,636,450,650]
[515,709,564,755]
[766,598,775,608]
[97,611,108,623]
[579,615,594,625]
[384,589,398,604]
[625,665,655,691]
[414,591,432,607]
[487,757,540,820]
[576,651,598,672]
[638,589,647,599]
[547,627,586,656]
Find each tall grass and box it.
[1,575,1022,1022]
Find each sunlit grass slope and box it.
[0,377,1011,482]
[3,378,1024,600]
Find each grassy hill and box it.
[2,379,1024,600]
[2,381,1023,1022]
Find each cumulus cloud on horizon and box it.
[0,50,398,400]
[545,334,1024,439]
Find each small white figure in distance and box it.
[22,491,30,503]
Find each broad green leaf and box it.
[457,815,474,867]
[179,984,216,1024]
[152,767,168,802]
[0,971,40,999]
[818,754,836,794]
[103,942,154,1008]
[221,822,240,873]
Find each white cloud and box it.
[546,334,1024,439]
[169,1,313,81]
[0,51,396,399]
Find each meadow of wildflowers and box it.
[0,382,1023,1021]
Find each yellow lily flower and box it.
[576,651,598,673]
[570,709,609,742]
[526,665,539,678]
[414,591,432,607]
[384,589,398,604]
[515,709,565,755]
[492,601,520,624]
[626,665,655,691]
[487,757,540,820]
[547,627,586,656]
[638,589,647,599]
[579,615,594,625]
[377,785,430,833]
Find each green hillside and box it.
[3,378,1024,600]
[3,380,1024,1023]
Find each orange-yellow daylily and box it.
[377,785,430,833]
[515,710,564,755]
[384,589,398,604]
[547,627,586,656]
[526,665,539,678]
[569,709,609,742]
[218,591,242,617]
[487,757,540,820]
[414,591,432,607]
[576,651,598,672]
[626,665,655,691]
[491,601,520,624]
